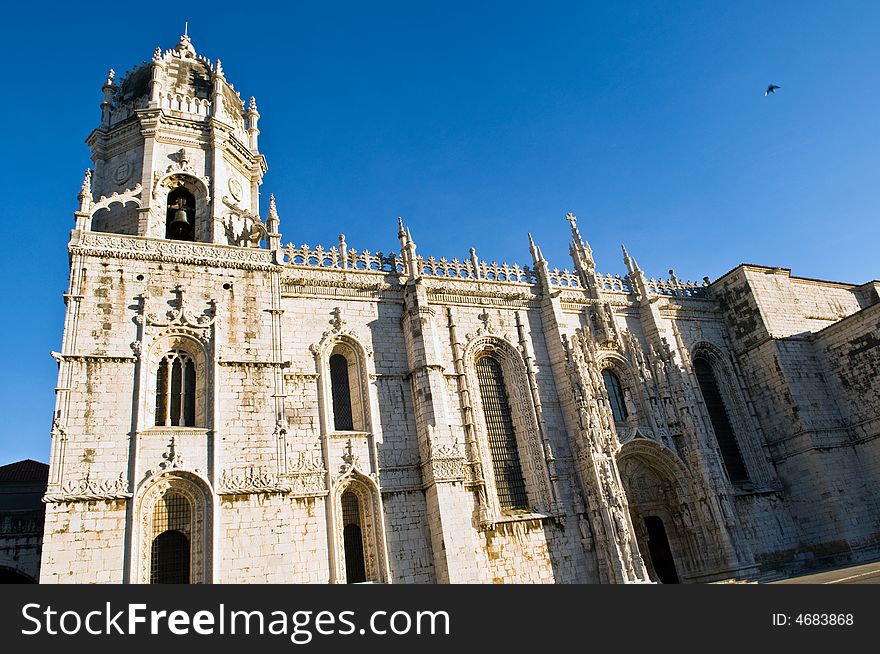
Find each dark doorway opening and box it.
[343,524,367,583]
[644,516,679,584]
[342,490,367,583]
[150,529,190,584]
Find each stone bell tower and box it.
[84,29,268,246]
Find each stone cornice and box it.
[71,232,277,271]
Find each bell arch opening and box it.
[165,188,196,241]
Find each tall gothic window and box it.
[602,369,628,423]
[149,492,191,584]
[476,355,529,511]
[693,358,750,484]
[330,353,355,431]
[341,491,367,583]
[155,351,196,427]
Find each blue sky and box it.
[0,1,877,464]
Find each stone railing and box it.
[547,268,581,288]
[282,242,403,273]
[161,92,211,117]
[647,273,710,298]
[594,272,631,293]
[417,256,537,285]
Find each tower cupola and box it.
[82,30,272,247]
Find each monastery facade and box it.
[37,34,880,583]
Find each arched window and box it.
[165,188,196,242]
[476,355,529,511]
[693,358,750,484]
[149,491,191,584]
[341,491,367,583]
[602,369,628,423]
[330,354,355,431]
[138,474,210,584]
[155,351,197,427]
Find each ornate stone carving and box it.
[145,286,216,329]
[44,472,131,503]
[218,468,291,495]
[73,232,276,271]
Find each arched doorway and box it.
[618,445,692,583]
[136,472,211,584]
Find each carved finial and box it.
[339,233,346,247]
[248,96,258,112]
[104,69,115,86]
[153,47,162,62]
[267,194,278,221]
[215,58,224,77]
[330,307,346,331]
[567,211,585,245]
[621,244,640,274]
[342,439,359,468]
[397,216,406,239]
[160,435,185,470]
[79,169,92,198]
[528,232,545,264]
[177,28,195,54]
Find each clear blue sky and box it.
[0,1,877,464]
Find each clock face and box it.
[114,161,133,185]
[228,178,243,201]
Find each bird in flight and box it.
[765,84,781,96]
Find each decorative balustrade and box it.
[547,268,581,288]
[594,273,631,293]
[161,92,211,117]
[647,275,710,297]
[416,256,537,285]
[280,239,709,297]
[282,242,403,273]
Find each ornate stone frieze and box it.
[427,443,466,482]
[72,232,277,271]
[44,472,131,503]
[218,469,291,495]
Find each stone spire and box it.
[621,244,650,303]
[246,96,260,151]
[528,232,544,265]
[566,212,598,294]
[397,218,419,279]
[100,70,115,127]
[77,170,92,214]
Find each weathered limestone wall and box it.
[712,266,880,565]
[40,500,128,583]
[218,494,328,583]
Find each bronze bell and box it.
[171,203,190,225]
